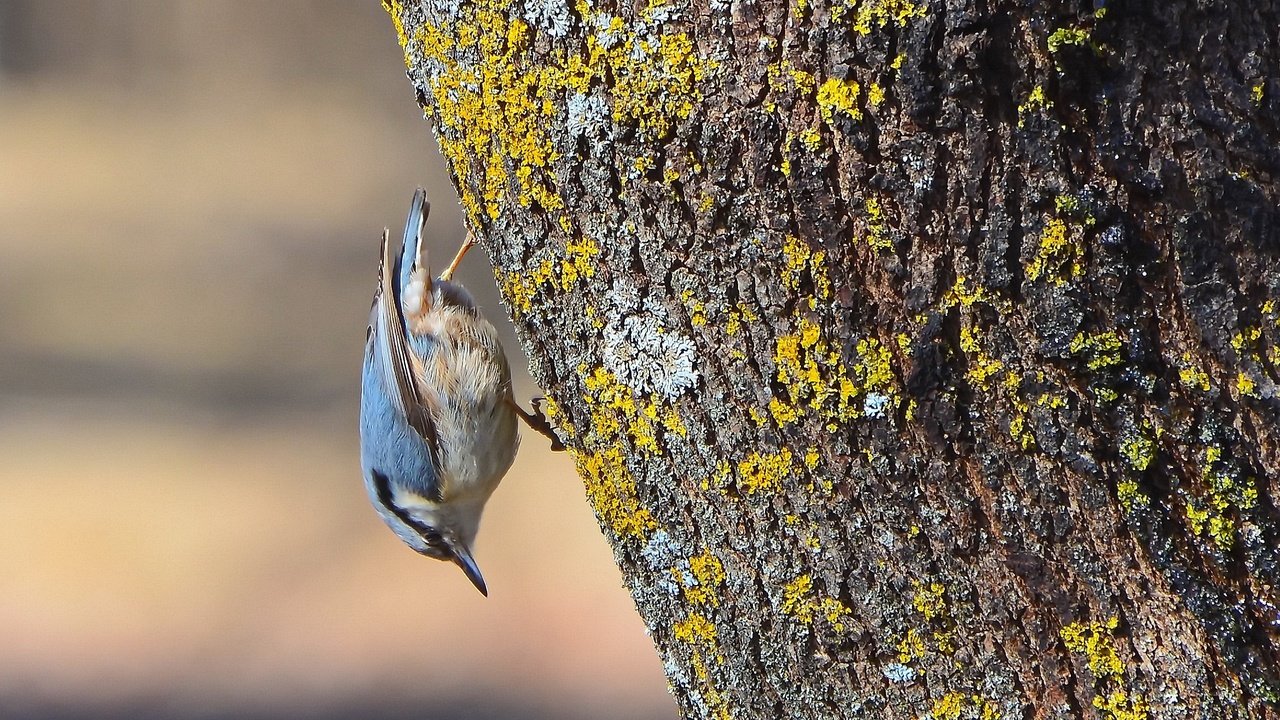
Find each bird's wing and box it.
[374,224,444,483]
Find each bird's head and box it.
[366,467,490,595]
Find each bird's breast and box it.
[419,311,518,502]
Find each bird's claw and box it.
[514,397,565,452]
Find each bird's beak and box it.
[449,542,488,597]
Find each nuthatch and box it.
[359,188,558,596]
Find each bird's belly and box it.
[437,398,518,501]
[429,341,519,502]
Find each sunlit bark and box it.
[388,0,1280,716]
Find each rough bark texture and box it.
[386,0,1279,716]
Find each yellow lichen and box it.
[499,258,556,315]
[1116,479,1149,513]
[1060,616,1147,720]
[662,405,688,437]
[911,581,947,622]
[414,4,563,222]
[384,0,412,69]
[685,550,726,606]
[771,315,898,427]
[1017,84,1054,127]
[673,612,718,648]
[1185,500,1210,537]
[774,319,846,420]
[1061,617,1123,678]
[863,197,892,251]
[867,82,885,106]
[961,326,1005,390]
[737,448,794,495]
[1026,217,1082,284]
[944,275,991,309]
[1236,372,1258,398]
[780,574,851,632]
[607,31,718,139]
[1184,445,1258,551]
[1231,326,1261,356]
[816,77,863,125]
[725,313,743,336]
[832,0,926,34]
[1094,692,1150,720]
[583,366,686,456]
[930,692,966,720]
[1009,413,1035,450]
[930,693,1000,720]
[559,236,601,288]
[798,127,823,150]
[803,447,820,470]
[787,70,814,96]
[853,337,896,397]
[407,0,716,224]
[897,627,925,662]
[769,397,801,426]
[1069,331,1124,371]
[572,365,694,539]
[675,610,731,719]
[1119,432,1155,471]
[1048,26,1093,53]
[897,578,959,662]
[780,574,813,615]
[781,234,833,299]
[571,445,657,539]
[680,289,709,327]
[1179,354,1212,391]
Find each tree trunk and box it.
[385,0,1279,716]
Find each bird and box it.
[358,187,521,596]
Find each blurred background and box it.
[0,3,673,718]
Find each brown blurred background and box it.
[0,3,673,718]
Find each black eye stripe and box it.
[371,469,446,548]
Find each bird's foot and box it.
[439,232,475,282]
[511,397,565,451]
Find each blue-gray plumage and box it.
[359,188,519,596]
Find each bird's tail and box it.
[397,187,430,295]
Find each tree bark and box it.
[385,0,1279,716]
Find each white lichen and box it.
[663,657,691,687]
[565,91,611,141]
[645,0,684,24]
[591,12,626,48]
[882,662,917,683]
[863,392,891,418]
[642,530,685,595]
[642,529,684,567]
[519,0,573,37]
[605,282,643,314]
[603,285,700,398]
